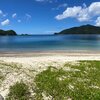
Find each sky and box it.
[0,0,100,34]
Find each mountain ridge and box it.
[0,29,17,36]
[55,24,100,35]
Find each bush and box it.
[6,82,30,100]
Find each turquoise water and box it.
[0,35,100,52]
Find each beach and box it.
[0,52,100,99]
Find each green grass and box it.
[6,82,30,100]
[1,61,100,99]
[0,72,4,80]
[0,61,21,86]
[0,71,5,86]
[0,62,22,72]
[34,61,100,100]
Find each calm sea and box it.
[0,35,100,52]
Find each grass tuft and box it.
[6,81,30,100]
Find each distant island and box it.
[0,29,33,36]
[0,29,17,36]
[55,24,100,35]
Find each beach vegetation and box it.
[6,82,30,100]
[0,72,5,86]
[34,61,100,100]
[0,29,17,36]
[1,61,100,100]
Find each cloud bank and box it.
[55,2,100,26]
[95,17,100,26]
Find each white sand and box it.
[0,54,100,98]
[0,55,100,65]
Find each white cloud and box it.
[12,13,17,18]
[95,17,100,26]
[60,3,67,7]
[1,19,10,26]
[0,10,3,15]
[35,0,45,2]
[55,2,100,22]
[18,19,21,23]
[26,14,31,18]
[3,14,8,17]
[35,0,53,3]
[0,10,7,17]
[77,8,90,22]
[52,3,67,10]
[89,2,100,15]
[56,6,82,20]
[25,14,32,20]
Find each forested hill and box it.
[55,25,100,35]
[0,30,17,36]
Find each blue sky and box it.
[0,0,100,34]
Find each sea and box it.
[0,34,100,52]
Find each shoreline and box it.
[0,50,100,57]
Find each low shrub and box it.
[6,82,30,100]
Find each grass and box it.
[0,70,5,86]
[6,82,30,100]
[0,60,100,99]
[34,61,100,100]
[0,61,22,86]
[0,61,22,72]
[0,71,4,79]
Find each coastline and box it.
[0,50,100,67]
[0,50,100,57]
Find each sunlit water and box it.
[0,35,100,52]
